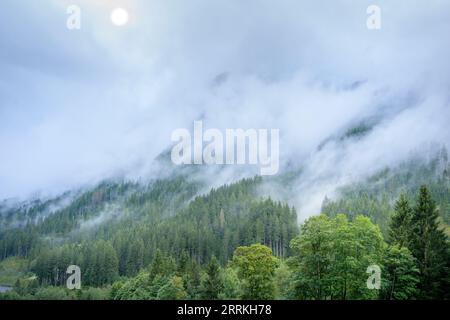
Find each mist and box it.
[0,0,449,218]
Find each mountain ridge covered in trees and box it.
[0,148,449,300]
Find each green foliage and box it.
[289,215,334,300]
[408,185,450,299]
[34,286,74,300]
[32,240,118,287]
[157,276,188,300]
[218,267,241,299]
[199,256,223,299]
[0,256,29,286]
[289,214,384,300]
[322,147,450,233]
[380,245,419,300]
[77,287,111,300]
[139,177,297,265]
[274,262,294,300]
[0,290,21,300]
[149,249,176,281]
[111,272,154,300]
[231,244,279,300]
[389,193,413,247]
[183,259,201,299]
[13,276,39,296]
[0,156,448,301]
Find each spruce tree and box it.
[177,250,189,276]
[380,245,419,300]
[200,256,223,299]
[389,193,413,247]
[149,249,165,281]
[409,185,449,299]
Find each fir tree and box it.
[200,256,223,299]
[389,193,413,247]
[380,245,419,300]
[409,185,449,299]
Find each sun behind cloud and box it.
[111,8,129,26]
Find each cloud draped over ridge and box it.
[0,0,449,206]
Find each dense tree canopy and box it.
[0,154,449,300]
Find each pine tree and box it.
[200,256,223,299]
[149,249,165,281]
[184,260,201,299]
[409,185,449,299]
[389,193,413,247]
[102,242,119,285]
[177,250,189,276]
[380,245,419,300]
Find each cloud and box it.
[0,0,449,208]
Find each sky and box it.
[0,0,449,208]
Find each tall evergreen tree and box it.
[389,193,413,247]
[184,260,201,299]
[149,249,165,281]
[200,256,223,299]
[380,245,419,300]
[177,250,189,276]
[409,185,449,299]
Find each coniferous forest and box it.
[0,150,449,300]
[1,0,450,305]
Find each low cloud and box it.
[0,0,449,217]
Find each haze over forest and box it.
[1,1,449,213]
[0,0,449,301]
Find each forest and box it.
[0,150,449,300]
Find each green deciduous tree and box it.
[289,215,334,300]
[231,244,279,299]
[274,261,294,299]
[289,214,385,300]
[157,276,188,300]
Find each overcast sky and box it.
[0,0,449,201]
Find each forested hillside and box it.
[0,151,449,300]
[322,147,450,234]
